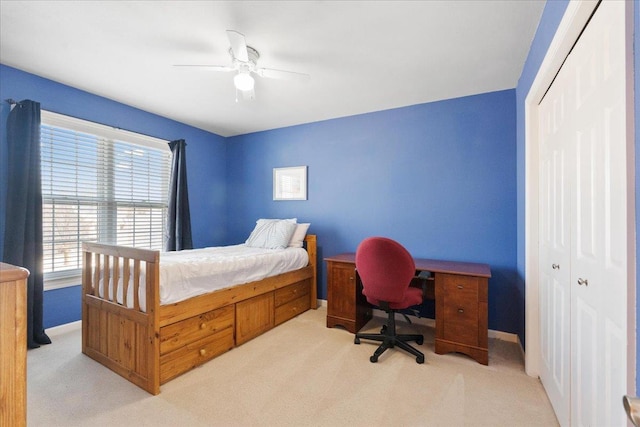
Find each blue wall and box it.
[226,90,518,334]
[43,286,82,328]
[0,64,228,328]
[0,63,521,335]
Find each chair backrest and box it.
[355,237,416,304]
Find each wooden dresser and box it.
[0,262,29,427]
[325,254,490,365]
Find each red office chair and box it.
[354,237,425,364]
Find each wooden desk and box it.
[325,253,491,365]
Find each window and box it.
[40,111,171,289]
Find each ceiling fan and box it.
[175,30,310,100]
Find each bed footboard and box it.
[82,243,161,395]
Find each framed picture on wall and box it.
[273,166,307,200]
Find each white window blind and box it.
[40,111,171,286]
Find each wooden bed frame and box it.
[81,235,317,395]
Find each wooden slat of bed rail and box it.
[92,253,100,297]
[112,257,119,304]
[133,259,141,311]
[122,258,130,307]
[103,255,111,302]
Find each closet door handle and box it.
[577,278,589,286]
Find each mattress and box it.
[98,244,309,310]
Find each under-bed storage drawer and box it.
[275,280,310,325]
[159,305,235,355]
[275,280,310,307]
[159,326,234,384]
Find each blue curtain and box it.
[3,100,51,348]
[164,139,193,251]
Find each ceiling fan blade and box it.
[173,64,235,72]
[226,30,249,62]
[257,67,310,82]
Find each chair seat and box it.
[364,286,423,310]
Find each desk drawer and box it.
[442,274,479,297]
[159,305,235,355]
[441,274,480,346]
[442,305,479,346]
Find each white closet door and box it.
[538,1,627,426]
[569,1,627,426]
[538,31,573,426]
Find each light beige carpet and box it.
[27,306,558,426]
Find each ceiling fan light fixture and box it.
[234,72,254,91]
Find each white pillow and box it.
[288,223,310,248]
[256,218,297,224]
[245,219,298,249]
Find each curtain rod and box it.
[4,99,177,144]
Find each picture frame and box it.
[273,166,307,200]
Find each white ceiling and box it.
[0,1,545,137]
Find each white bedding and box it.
[159,244,309,305]
[98,244,309,310]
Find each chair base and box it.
[354,309,424,364]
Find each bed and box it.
[81,232,317,395]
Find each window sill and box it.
[44,272,82,291]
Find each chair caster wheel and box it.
[416,355,424,364]
[416,337,424,345]
[370,355,378,363]
[354,337,360,344]
[380,325,387,334]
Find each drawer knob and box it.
[200,323,206,329]
[577,278,589,286]
[552,264,560,270]
[458,308,464,314]
[457,285,464,289]
[199,349,206,356]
